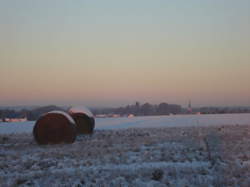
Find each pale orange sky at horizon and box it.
[0,1,250,107]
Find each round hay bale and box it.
[68,106,95,134]
[33,111,77,144]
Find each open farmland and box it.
[0,116,250,186]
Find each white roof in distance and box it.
[68,106,94,118]
[47,110,76,124]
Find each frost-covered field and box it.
[0,114,250,186]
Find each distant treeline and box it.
[0,103,182,121]
[1,104,250,121]
[90,104,250,116]
[92,102,182,116]
[0,105,66,121]
[193,107,250,114]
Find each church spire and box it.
[188,100,192,113]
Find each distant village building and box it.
[4,117,27,122]
[128,114,135,118]
[95,114,123,118]
[111,114,120,118]
[95,114,108,118]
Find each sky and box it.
[0,0,250,108]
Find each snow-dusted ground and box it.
[1,125,250,186]
[1,113,250,134]
[0,114,250,186]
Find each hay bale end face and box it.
[68,106,95,134]
[33,111,77,144]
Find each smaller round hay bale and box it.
[68,106,95,134]
[33,111,77,144]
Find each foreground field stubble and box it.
[0,125,250,186]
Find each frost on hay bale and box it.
[33,111,77,144]
[68,106,95,134]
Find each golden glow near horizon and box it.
[0,1,250,107]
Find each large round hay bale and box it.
[33,111,77,144]
[68,106,95,134]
